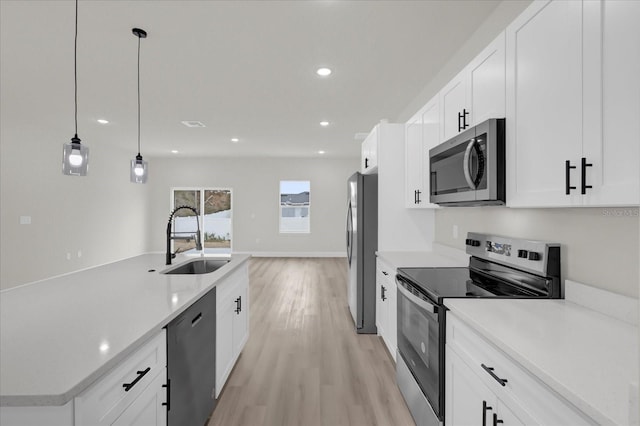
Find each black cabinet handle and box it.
[381,285,387,301]
[493,413,504,426]
[462,108,469,129]
[481,364,508,386]
[482,401,493,426]
[191,312,202,327]
[382,271,388,276]
[365,158,369,169]
[565,160,577,194]
[414,189,418,204]
[162,379,170,411]
[581,157,593,194]
[458,111,464,132]
[122,367,151,392]
[235,296,242,314]
[416,189,421,204]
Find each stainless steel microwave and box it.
[429,118,505,206]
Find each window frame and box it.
[278,180,311,234]
[170,187,233,256]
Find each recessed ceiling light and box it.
[231,138,239,143]
[318,150,326,155]
[97,119,109,124]
[171,150,179,154]
[320,121,330,127]
[181,121,206,128]
[316,67,332,77]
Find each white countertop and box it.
[444,298,638,426]
[0,253,250,407]
[376,244,469,270]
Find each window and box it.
[279,180,310,233]
[172,188,232,255]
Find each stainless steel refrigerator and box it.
[346,172,378,334]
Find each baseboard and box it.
[233,251,346,258]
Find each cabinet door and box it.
[361,126,379,174]
[405,96,440,208]
[467,31,505,126]
[506,0,584,207]
[386,278,397,362]
[582,0,640,206]
[446,348,496,426]
[440,70,468,141]
[232,280,249,356]
[375,266,387,339]
[112,370,167,426]
[215,293,234,398]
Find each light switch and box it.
[19,216,31,225]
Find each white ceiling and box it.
[1,0,501,159]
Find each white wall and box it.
[146,156,359,256]
[0,137,149,291]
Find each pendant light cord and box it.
[137,34,141,156]
[74,0,78,138]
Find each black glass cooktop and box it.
[396,265,546,305]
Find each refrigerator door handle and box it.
[346,202,353,266]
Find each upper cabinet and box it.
[506,0,640,207]
[405,95,439,208]
[361,125,379,174]
[440,32,506,142]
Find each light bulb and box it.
[134,163,144,176]
[69,148,83,166]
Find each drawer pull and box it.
[162,379,171,411]
[482,400,492,426]
[493,413,504,426]
[122,367,151,392]
[191,313,203,327]
[481,364,508,386]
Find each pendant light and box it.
[130,27,148,183]
[62,0,89,176]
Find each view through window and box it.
[279,180,310,233]
[172,188,232,255]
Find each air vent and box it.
[181,121,206,128]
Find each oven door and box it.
[396,276,442,420]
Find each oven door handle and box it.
[396,279,438,315]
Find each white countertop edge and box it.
[0,254,251,407]
[445,300,629,426]
[565,279,638,325]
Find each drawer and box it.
[376,259,395,286]
[447,315,596,425]
[74,329,167,426]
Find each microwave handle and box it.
[396,278,438,315]
[463,139,478,190]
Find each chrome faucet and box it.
[166,205,203,265]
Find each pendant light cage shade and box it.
[63,136,89,176]
[130,154,148,183]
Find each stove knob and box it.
[528,251,541,261]
[465,239,480,247]
[517,249,528,258]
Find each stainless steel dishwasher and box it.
[166,288,216,426]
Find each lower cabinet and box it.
[74,330,167,426]
[445,314,597,426]
[215,262,250,398]
[375,258,397,361]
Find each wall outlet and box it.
[453,225,459,239]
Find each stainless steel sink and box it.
[162,259,230,275]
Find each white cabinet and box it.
[405,95,439,208]
[440,31,506,142]
[361,125,379,174]
[75,330,167,426]
[445,314,597,426]
[215,263,249,398]
[375,258,396,361]
[506,0,639,207]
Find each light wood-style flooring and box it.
[208,257,415,426]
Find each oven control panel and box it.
[465,232,560,277]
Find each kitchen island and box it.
[0,253,250,423]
